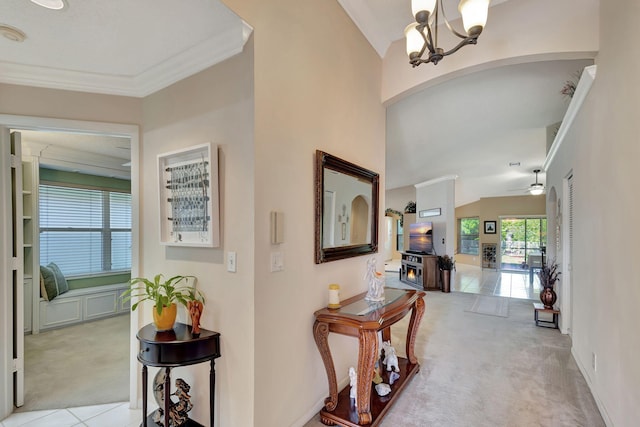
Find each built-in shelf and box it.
[23,216,31,220]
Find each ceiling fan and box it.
[528,169,545,195]
[507,168,545,195]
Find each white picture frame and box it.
[158,143,219,247]
[419,208,441,218]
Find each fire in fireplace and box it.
[407,266,417,283]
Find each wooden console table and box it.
[313,289,426,426]
[137,322,221,427]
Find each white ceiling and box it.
[17,129,132,180]
[1,0,592,205]
[0,0,250,97]
[386,58,592,206]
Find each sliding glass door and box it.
[500,217,547,270]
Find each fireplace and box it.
[400,252,438,290]
[401,258,422,287]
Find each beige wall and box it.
[0,83,142,125]
[545,1,640,424]
[139,42,255,426]
[223,2,385,426]
[386,185,416,213]
[455,195,546,266]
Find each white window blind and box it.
[39,184,131,276]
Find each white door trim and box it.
[0,115,141,419]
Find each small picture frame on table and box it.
[484,221,497,234]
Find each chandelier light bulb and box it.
[30,0,66,10]
[404,23,423,57]
[405,0,489,66]
[412,0,437,21]
[458,0,490,34]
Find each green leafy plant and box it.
[122,274,204,315]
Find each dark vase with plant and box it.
[438,255,455,293]
[538,261,560,309]
[122,274,205,331]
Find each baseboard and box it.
[571,347,613,426]
[290,376,350,427]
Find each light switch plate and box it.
[271,252,284,272]
[227,251,237,272]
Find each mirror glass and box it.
[315,150,379,263]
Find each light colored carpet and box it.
[465,294,510,318]
[304,277,605,427]
[15,314,130,412]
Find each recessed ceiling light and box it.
[30,0,66,10]
[0,24,27,42]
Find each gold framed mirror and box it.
[315,150,379,263]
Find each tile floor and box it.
[3,263,541,426]
[0,402,141,427]
[385,260,543,300]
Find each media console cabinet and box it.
[400,252,439,290]
[313,288,425,426]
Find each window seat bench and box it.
[38,283,130,332]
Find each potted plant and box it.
[404,201,416,214]
[538,261,560,308]
[122,274,204,331]
[437,255,455,293]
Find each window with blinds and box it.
[39,184,131,276]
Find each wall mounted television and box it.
[408,222,433,255]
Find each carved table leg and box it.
[313,320,338,411]
[406,296,425,364]
[356,329,378,425]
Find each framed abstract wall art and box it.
[158,143,220,247]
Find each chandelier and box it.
[405,0,490,67]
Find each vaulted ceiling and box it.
[1,0,595,205]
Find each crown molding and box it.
[0,21,253,98]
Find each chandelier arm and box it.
[418,24,436,54]
[438,36,479,58]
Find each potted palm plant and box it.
[122,274,204,331]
